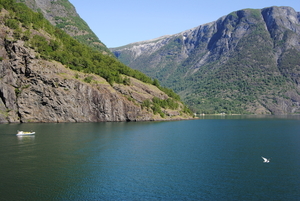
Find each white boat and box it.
[16,131,35,136]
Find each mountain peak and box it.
[111,6,300,115]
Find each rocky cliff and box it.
[0,38,191,123]
[0,3,191,123]
[111,6,300,115]
[16,0,112,55]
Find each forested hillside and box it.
[16,0,112,55]
[112,7,300,115]
[0,0,192,123]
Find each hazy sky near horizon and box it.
[69,0,300,48]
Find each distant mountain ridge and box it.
[111,6,300,114]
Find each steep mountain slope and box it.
[111,6,300,115]
[16,0,112,55]
[0,1,192,123]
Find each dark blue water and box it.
[0,117,300,200]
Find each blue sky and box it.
[69,0,300,48]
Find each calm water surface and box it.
[0,116,300,200]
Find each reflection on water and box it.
[17,135,35,144]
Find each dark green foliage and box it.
[30,35,51,54]
[14,87,21,96]
[278,48,300,83]
[142,98,165,117]
[152,97,179,110]
[141,99,151,109]
[21,29,30,41]
[152,79,159,87]
[84,76,93,83]
[123,77,131,85]
[151,103,164,117]
[182,105,193,115]
[5,18,19,29]
[158,86,181,101]
[49,39,60,51]
[141,97,188,117]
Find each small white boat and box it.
[16,131,35,136]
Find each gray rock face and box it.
[112,7,300,71]
[16,0,78,29]
[111,6,300,114]
[0,38,187,123]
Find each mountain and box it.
[111,6,300,115]
[0,0,192,123]
[16,0,112,55]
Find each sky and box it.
[69,0,300,48]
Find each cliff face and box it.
[111,6,300,114]
[17,0,78,25]
[0,38,189,123]
[17,0,112,55]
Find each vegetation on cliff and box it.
[1,0,147,85]
[0,0,193,121]
[16,0,112,55]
